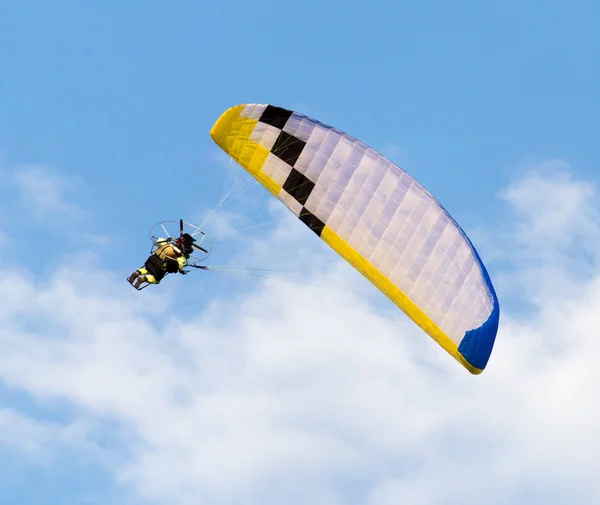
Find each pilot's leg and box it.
[134,271,157,289]
[128,269,142,284]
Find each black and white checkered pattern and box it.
[258,105,325,236]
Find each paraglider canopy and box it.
[210,103,500,374]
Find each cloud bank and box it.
[0,160,598,505]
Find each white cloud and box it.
[0,227,13,250]
[0,407,111,471]
[0,408,54,459]
[497,160,600,309]
[11,164,84,219]
[501,160,599,250]
[0,160,599,505]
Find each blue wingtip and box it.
[457,240,500,371]
[458,295,500,370]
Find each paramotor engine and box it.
[149,219,212,265]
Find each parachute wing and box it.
[210,104,499,374]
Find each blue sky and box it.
[1,1,600,505]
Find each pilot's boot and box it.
[134,275,147,289]
[128,270,141,284]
